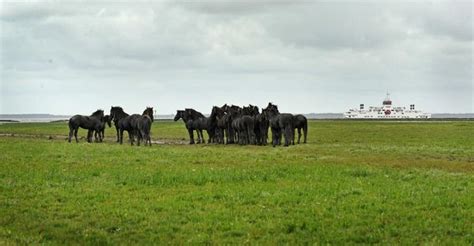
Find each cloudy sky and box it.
[1,0,472,115]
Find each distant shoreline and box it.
[0,113,472,123]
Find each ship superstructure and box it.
[344,93,431,119]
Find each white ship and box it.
[344,93,431,119]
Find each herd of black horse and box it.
[68,107,154,146]
[174,103,307,147]
[67,103,308,147]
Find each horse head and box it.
[265,103,279,113]
[212,106,226,119]
[262,107,278,118]
[143,107,154,122]
[110,106,125,121]
[252,105,260,115]
[174,110,184,122]
[103,115,112,127]
[242,106,252,116]
[210,106,218,118]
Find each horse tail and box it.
[145,116,152,135]
[141,116,152,144]
[303,118,308,143]
[68,116,76,130]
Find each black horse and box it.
[117,113,141,145]
[263,103,294,147]
[110,106,130,142]
[210,106,228,144]
[68,110,104,143]
[240,105,258,145]
[292,114,308,144]
[223,104,243,144]
[94,115,112,142]
[243,104,269,145]
[174,109,210,144]
[134,107,154,146]
[229,106,255,145]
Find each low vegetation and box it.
[0,120,472,244]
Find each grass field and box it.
[0,120,473,244]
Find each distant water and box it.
[0,115,70,123]
[431,114,474,119]
[0,113,472,123]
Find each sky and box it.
[0,0,472,115]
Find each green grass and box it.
[0,120,473,244]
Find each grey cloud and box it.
[1,1,472,115]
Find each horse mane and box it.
[185,108,205,119]
[91,109,104,117]
[142,107,153,115]
[110,106,129,120]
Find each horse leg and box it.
[195,130,201,144]
[188,128,195,144]
[119,129,124,144]
[297,128,302,144]
[87,130,92,143]
[139,130,143,146]
[228,128,234,144]
[271,127,278,147]
[74,128,79,143]
[147,126,152,146]
[290,128,294,145]
[137,130,141,146]
[225,128,230,144]
[255,129,260,145]
[115,126,120,142]
[140,130,146,146]
[250,128,256,145]
[129,131,134,146]
[303,124,308,144]
[68,128,73,143]
[263,127,268,145]
[220,129,224,144]
[283,127,289,147]
[221,128,225,144]
[278,129,283,145]
[147,131,151,146]
[290,127,295,145]
[209,130,213,144]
